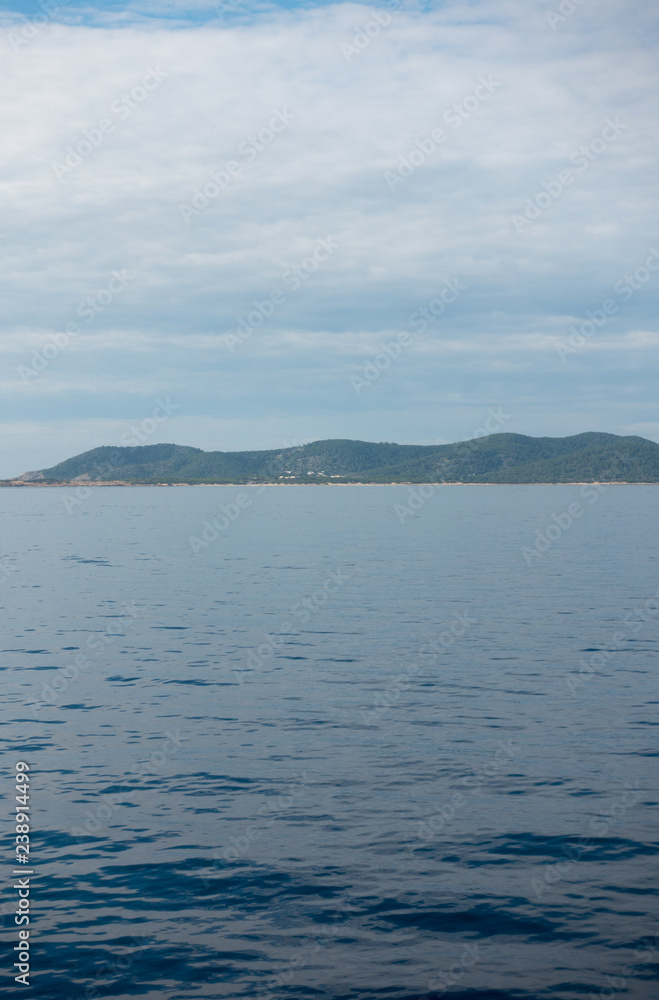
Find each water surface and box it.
[2,484,658,999]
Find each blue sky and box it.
[1,0,658,477]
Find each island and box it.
[4,432,659,486]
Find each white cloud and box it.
[0,0,658,475]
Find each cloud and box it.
[0,0,658,474]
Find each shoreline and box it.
[1,481,658,488]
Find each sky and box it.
[1,0,658,477]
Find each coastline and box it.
[1,481,657,488]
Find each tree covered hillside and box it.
[17,432,659,484]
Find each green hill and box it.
[14,432,659,484]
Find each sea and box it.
[2,484,658,1000]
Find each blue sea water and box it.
[2,484,658,1000]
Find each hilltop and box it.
[9,432,659,485]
